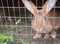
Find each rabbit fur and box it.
[22,0,60,39]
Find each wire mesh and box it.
[0,0,60,44]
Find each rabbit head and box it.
[22,0,58,39]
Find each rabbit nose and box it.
[41,33,46,37]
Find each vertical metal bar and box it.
[6,0,12,24]
[42,0,44,8]
[1,0,8,35]
[12,0,17,42]
[12,0,16,25]
[36,0,37,8]
[24,0,27,39]
[18,0,21,17]
[1,0,7,25]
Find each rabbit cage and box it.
[0,0,60,44]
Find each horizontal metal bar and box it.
[0,6,60,8]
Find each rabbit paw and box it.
[33,34,41,39]
[44,34,50,39]
[51,31,57,39]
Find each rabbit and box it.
[22,0,60,39]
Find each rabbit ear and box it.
[22,0,37,15]
[42,0,57,15]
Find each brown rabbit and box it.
[22,0,60,39]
